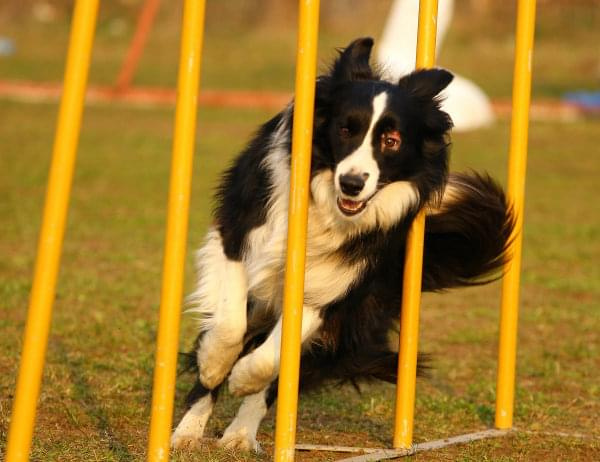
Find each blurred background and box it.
[1,1,599,461]
[0,0,598,97]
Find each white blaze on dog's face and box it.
[334,91,388,217]
[327,83,414,224]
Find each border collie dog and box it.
[172,37,513,451]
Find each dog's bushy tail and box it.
[422,171,515,291]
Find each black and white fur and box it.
[171,38,514,451]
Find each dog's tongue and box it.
[340,198,362,211]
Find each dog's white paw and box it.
[170,432,203,450]
[198,334,242,389]
[218,429,262,453]
[228,355,274,397]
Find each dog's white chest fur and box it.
[244,147,364,311]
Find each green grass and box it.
[1,2,600,461]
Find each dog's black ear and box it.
[398,68,454,100]
[331,37,375,83]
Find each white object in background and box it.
[0,37,15,56]
[377,0,495,132]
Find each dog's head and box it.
[311,37,453,231]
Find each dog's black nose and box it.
[339,173,366,197]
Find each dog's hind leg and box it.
[217,381,278,452]
[228,306,322,396]
[171,381,221,449]
[188,228,249,389]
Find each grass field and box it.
[1,2,599,461]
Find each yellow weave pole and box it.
[393,0,438,449]
[273,1,320,460]
[495,0,536,430]
[4,2,99,461]
[147,1,206,460]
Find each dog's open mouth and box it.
[337,197,368,216]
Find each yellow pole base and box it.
[273,1,320,461]
[495,0,537,430]
[393,0,439,449]
[147,1,206,461]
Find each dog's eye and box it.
[381,131,401,151]
[339,127,351,138]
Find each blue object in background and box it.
[563,90,600,110]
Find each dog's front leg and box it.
[217,383,276,452]
[190,228,248,389]
[228,305,322,396]
[171,383,219,449]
